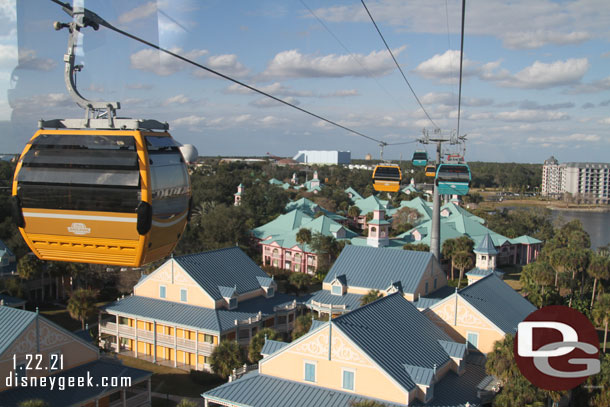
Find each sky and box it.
[0,0,608,162]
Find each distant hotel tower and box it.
[542,156,609,204]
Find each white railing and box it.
[126,391,150,407]
[310,300,347,310]
[100,321,215,354]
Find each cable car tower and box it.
[418,129,467,260]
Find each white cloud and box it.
[164,94,190,105]
[502,30,591,49]
[566,76,610,94]
[322,89,359,98]
[527,133,600,144]
[262,47,404,79]
[174,115,206,127]
[258,115,289,126]
[495,110,569,122]
[507,58,590,89]
[0,44,16,69]
[413,50,477,83]
[250,97,300,108]
[309,0,609,49]
[126,83,153,90]
[234,114,251,123]
[130,48,208,76]
[195,54,250,78]
[599,118,610,125]
[119,2,158,24]
[420,92,492,107]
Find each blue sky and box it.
[0,0,608,162]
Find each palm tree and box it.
[441,239,457,280]
[347,206,361,219]
[360,290,382,306]
[588,254,610,308]
[248,328,280,363]
[292,314,313,340]
[17,254,43,280]
[453,251,474,289]
[549,248,567,288]
[289,272,311,295]
[349,400,387,407]
[296,228,312,246]
[592,294,610,352]
[210,340,243,378]
[67,289,98,330]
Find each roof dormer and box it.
[330,274,347,296]
[386,281,403,294]
[219,285,238,309]
[257,276,277,298]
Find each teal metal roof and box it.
[324,245,434,294]
[261,339,288,356]
[345,186,364,201]
[458,274,536,333]
[203,372,406,407]
[268,178,284,185]
[387,197,433,221]
[103,295,220,332]
[256,276,274,287]
[474,233,498,255]
[171,247,271,301]
[0,359,151,407]
[353,195,389,214]
[285,197,319,214]
[333,294,460,392]
[252,209,313,239]
[305,289,363,313]
[349,236,410,250]
[404,364,434,386]
[104,293,302,333]
[465,268,504,278]
[219,286,237,298]
[510,235,543,244]
[0,306,37,356]
[309,319,326,332]
[438,340,467,359]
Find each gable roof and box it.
[0,306,37,356]
[261,339,289,357]
[285,197,319,215]
[332,293,459,392]
[510,235,543,245]
[324,245,434,294]
[252,209,313,239]
[344,187,364,201]
[458,274,536,333]
[172,247,270,301]
[353,194,389,214]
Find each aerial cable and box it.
[298,0,412,116]
[360,0,439,130]
[456,0,466,139]
[48,0,386,145]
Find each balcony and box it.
[100,321,215,354]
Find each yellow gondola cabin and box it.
[12,120,191,267]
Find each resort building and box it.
[541,157,610,204]
[233,183,244,206]
[98,247,303,371]
[465,234,505,285]
[306,245,448,317]
[292,150,351,165]
[203,294,493,407]
[0,305,151,406]
[422,274,536,354]
[0,240,16,276]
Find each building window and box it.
[481,255,487,260]
[304,361,316,382]
[204,334,215,344]
[342,368,355,391]
[433,278,437,290]
[229,297,238,309]
[467,332,479,349]
[331,285,342,296]
[159,285,166,299]
[180,288,187,302]
[267,287,275,297]
[425,281,429,295]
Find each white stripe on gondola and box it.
[152,212,187,228]
[22,212,137,223]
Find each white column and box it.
[174,326,178,368]
[153,321,157,363]
[115,314,120,352]
[195,330,199,371]
[134,318,138,358]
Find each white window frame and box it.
[341,367,356,391]
[466,331,479,349]
[229,297,238,310]
[303,360,317,383]
[159,285,166,299]
[267,287,275,298]
[180,288,187,302]
[331,284,342,296]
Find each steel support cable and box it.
[456,0,466,138]
[360,0,439,130]
[49,0,388,145]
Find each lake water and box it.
[550,209,610,249]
